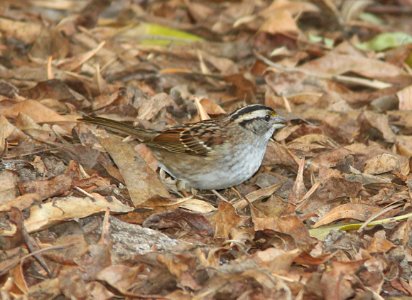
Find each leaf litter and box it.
[1,0,412,298]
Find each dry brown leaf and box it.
[178,198,217,213]
[367,231,395,253]
[10,264,28,294]
[311,168,362,203]
[42,234,89,266]
[274,124,300,141]
[142,207,214,236]
[309,147,353,172]
[233,182,282,210]
[185,1,214,22]
[259,9,299,35]
[30,28,70,60]
[0,170,18,202]
[294,252,336,266]
[253,248,301,273]
[199,51,238,74]
[209,201,242,239]
[16,193,132,234]
[223,73,256,100]
[18,172,72,201]
[389,110,412,131]
[59,269,89,298]
[96,265,141,294]
[359,111,396,143]
[259,0,319,18]
[397,84,412,110]
[364,153,409,177]
[96,133,170,206]
[300,47,404,79]
[301,108,360,143]
[20,80,85,102]
[198,98,226,116]
[396,135,412,157]
[85,282,115,299]
[253,214,314,249]
[264,142,298,168]
[18,160,81,201]
[138,93,176,121]
[289,134,339,149]
[320,260,365,300]
[0,115,23,153]
[313,203,381,228]
[57,41,105,71]
[27,279,60,299]
[0,17,42,44]
[1,100,75,124]
[194,97,211,120]
[0,193,40,212]
[288,158,306,204]
[157,253,200,290]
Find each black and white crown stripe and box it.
[229,104,274,122]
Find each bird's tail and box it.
[79,116,154,140]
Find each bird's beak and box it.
[272,114,287,129]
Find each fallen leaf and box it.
[259,9,299,35]
[209,201,242,239]
[0,193,40,212]
[364,153,409,176]
[18,161,79,201]
[396,135,412,157]
[1,100,74,124]
[253,248,301,273]
[359,111,396,143]
[96,265,142,295]
[367,231,395,253]
[313,203,381,228]
[0,17,42,44]
[27,278,60,299]
[4,193,133,234]
[57,41,106,71]
[233,182,283,210]
[320,260,365,300]
[0,170,18,202]
[143,208,214,236]
[95,132,170,206]
[253,214,314,249]
[288,158,306,204]
[397,84,412,110]
[300,44,404,79]
[358,32,412,51]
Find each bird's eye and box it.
[264,115,271,122]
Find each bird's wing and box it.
[150,120,226,156]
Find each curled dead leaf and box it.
[209,201,243,239]
[313,203,381,228]
[364,153,409,177]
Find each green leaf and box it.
[406,52,412,68]
[129,22,203,46]
[358,12,384,25]
[308,34,334,49]
[309,211,412,240]
[357,32,412,51]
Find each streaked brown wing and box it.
[150,120,226,156]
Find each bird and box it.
[80,104,286,190]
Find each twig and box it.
[358,201,404,232]
[212,189,229,202]
[74,186,99,201]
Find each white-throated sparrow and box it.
[80,104,286,190]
